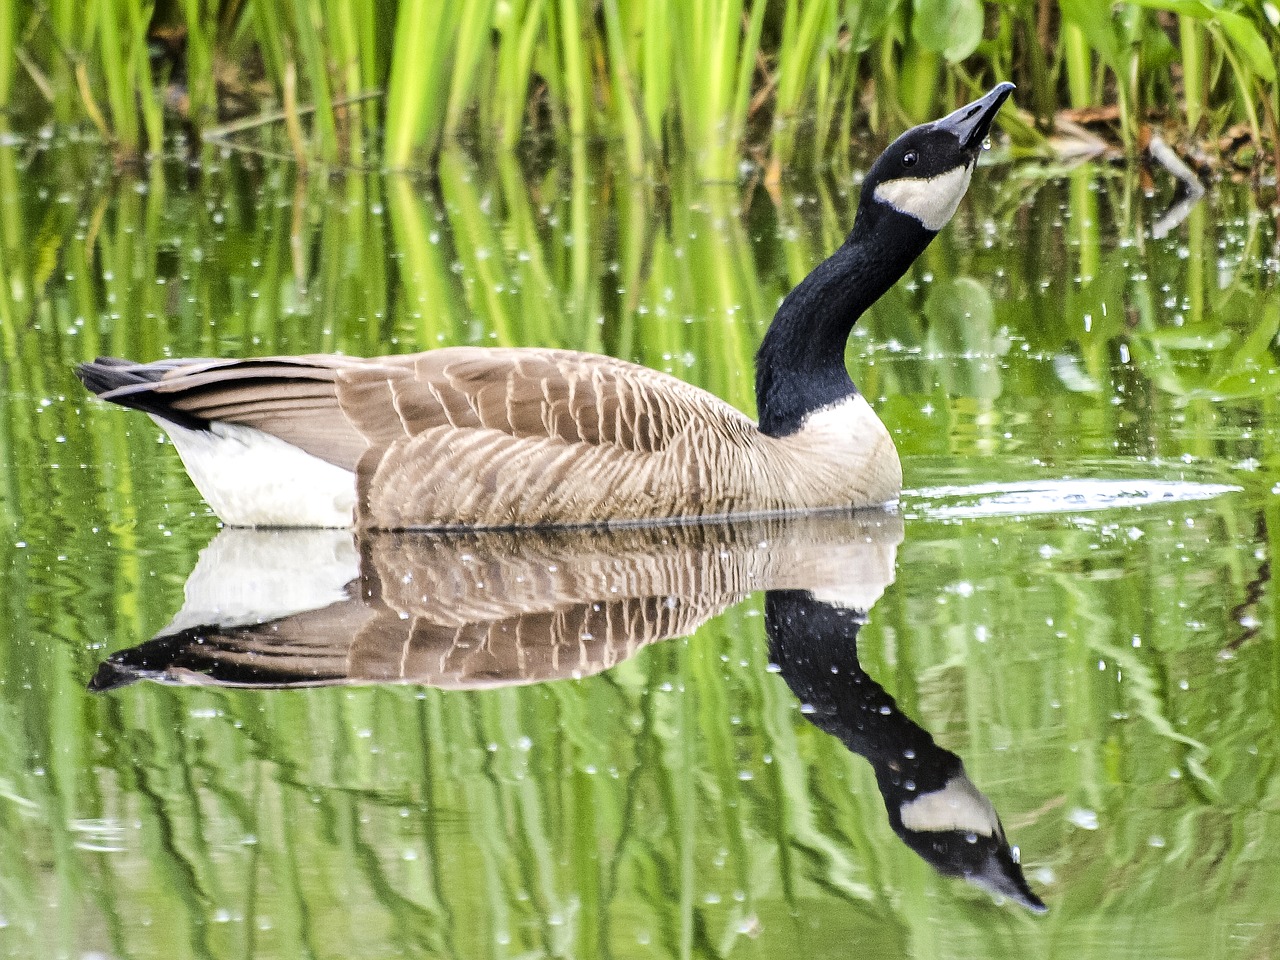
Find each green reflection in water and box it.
[1,123,1280,958]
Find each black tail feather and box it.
[76,356,211,431]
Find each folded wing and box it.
[79,349,756,527]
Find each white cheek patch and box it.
[899,773,1001,836]
[873,163,974,231]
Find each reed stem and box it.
[1063,22,1091,111]
[1179,15,1204,135]
[2,0,1276,174]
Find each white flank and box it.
[873,163,974,231]
[899,773,1000,836]
[160,528,359,635]
[156,417,356,527]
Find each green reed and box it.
[4,1,1279,177]
[0,2,12,111]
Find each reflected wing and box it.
[88,515,903,691]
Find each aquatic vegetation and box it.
[2,125,1280,955]
[3,0,1279,178]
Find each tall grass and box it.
[3,1,1279,177]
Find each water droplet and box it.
[1068,807,1099,830]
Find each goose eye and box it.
[902,151,918,168]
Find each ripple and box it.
[904,479,1242,520]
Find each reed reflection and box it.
[90,511,1042,909]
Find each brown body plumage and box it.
[79,348,899,528]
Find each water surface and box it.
[1,133,1279,958]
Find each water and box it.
[2,132,1279,958]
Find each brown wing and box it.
[78,355,378,470]
[81,348,750,471]
[332,348,756,527]
[334,348,745,453]
[80,349,759,527]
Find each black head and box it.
[858,83,1015,235]
[890,770,1048,913]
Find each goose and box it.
[77,83,1013,530]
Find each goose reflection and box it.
[90,514,899,690]
[90,512,1042,910]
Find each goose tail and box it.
[76,356,216,430]
[76,355,360,528]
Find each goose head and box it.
[857,82,1015,237]
[753,83,1014,439]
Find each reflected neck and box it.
[764,589,956,792]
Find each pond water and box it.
[2,130,1280,959]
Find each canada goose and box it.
[76,84,1013,529]
[88,511,903,689]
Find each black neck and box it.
[755,205,934,437]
